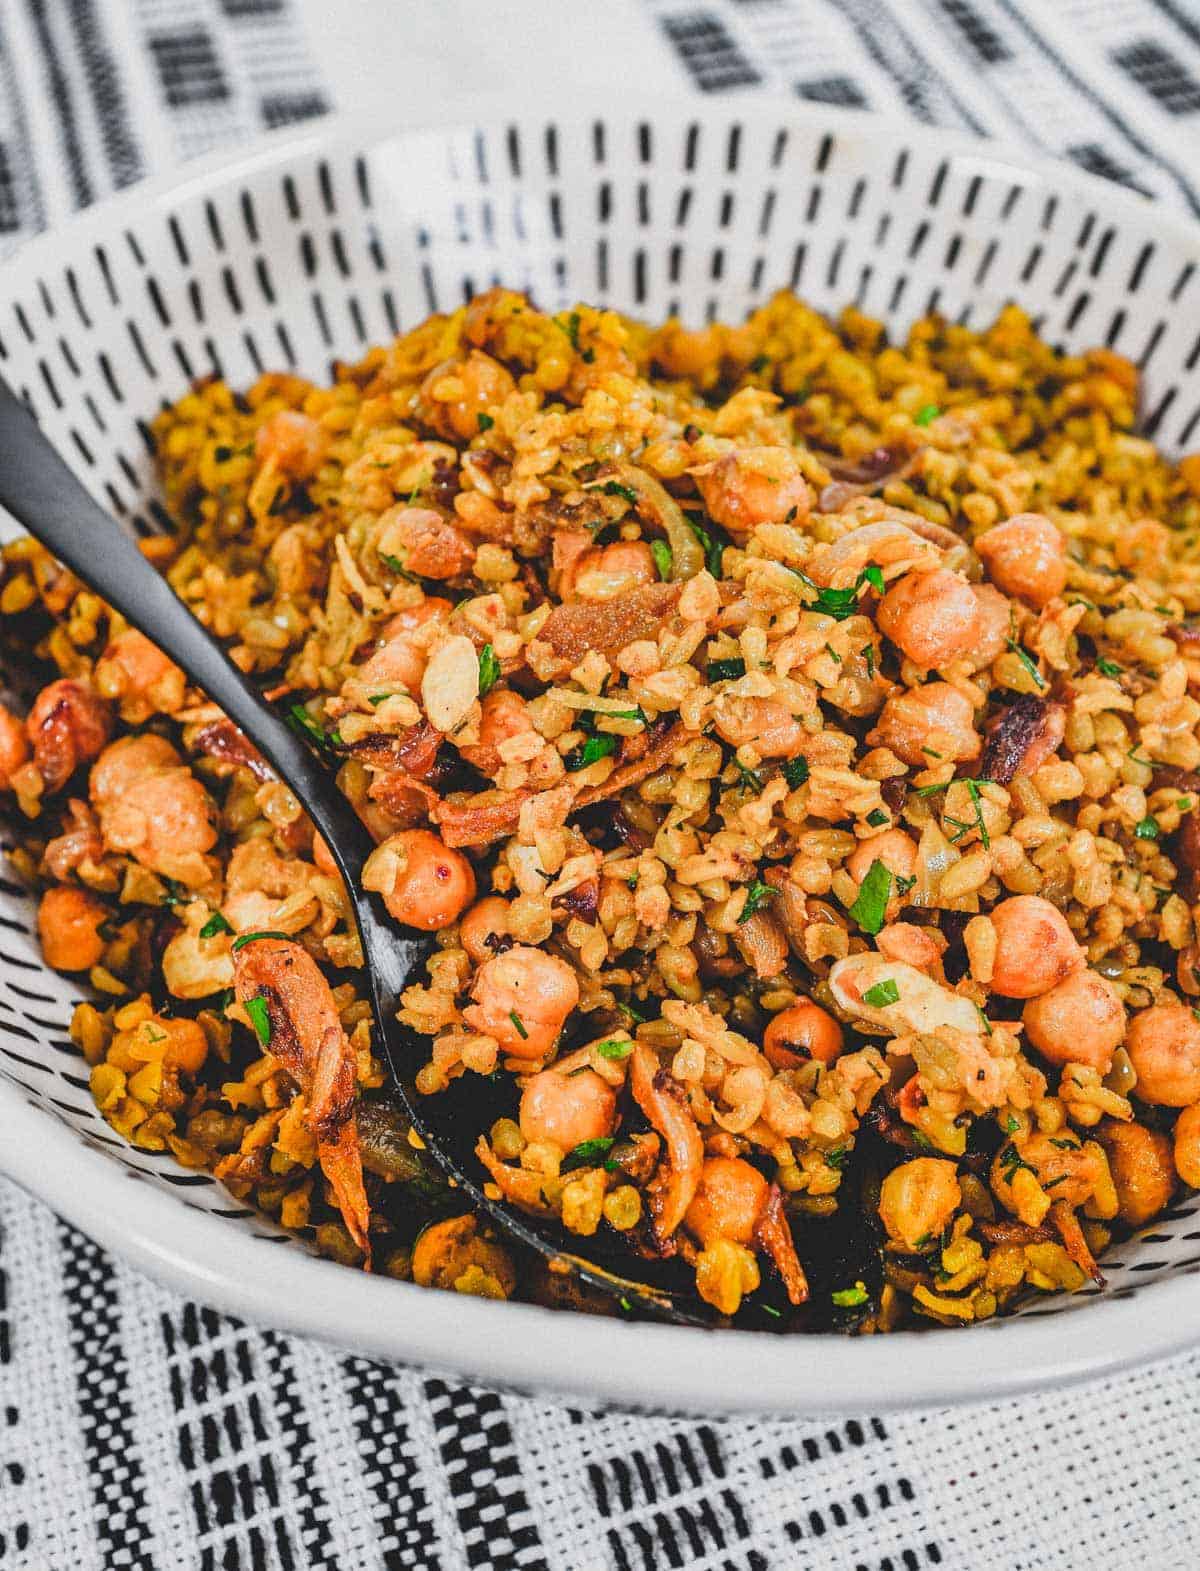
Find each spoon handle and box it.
[0,378,372,881]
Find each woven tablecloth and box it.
[2,2,1200,1566]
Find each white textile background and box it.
[1,1,1199,1566]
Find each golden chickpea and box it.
[1126,1004,1200,1106]
[1022,967,1126,1073]
[411,1213,517,1296]
[714,697,805,759]
[695,446,812,536]
[254,409,328,479]
[990,1131,1103,1213]
[763,999,844,1070]
[1095,1120,1176,1226]
[876,567,979,670]
[966,583,1011,670]
[845,828,918,889]
[95,628,184,717]
[377,506,475,581]
[462,945,580,1059]
[876,921,942,972]
[562,541,657,602]
[878,1157,961,1251]
[988,895,1083,999]
[1173,1102,1200,1189]
[366,829,476,931]
[37,885,108,972]
[459,896,512,963]
[519,1067,617,1152]
[159,1017,209,1076]
[684,1156,769,1246]
[27,678,112,793]
[976,512,1068,608]
[458,690,536,777]
[867,682,980,766]
[0,703,30,789]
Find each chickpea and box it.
[463,945,580,1059]
[312,833,339,878]
[876,567,979,670]
[255,409,328,479]
[684,1156,769,1246]
[91,736,217,886]
[360,597,453,692]
[1125,1004,1200,1106]
[376,506,475,581]
[966,584,1011,670]
[0,703,29,788]
[159,1017,209,1076]
[561,541,657,602]
[421,350,516,443]
[991,1132,1109,1220]
[411,1213,517,1296]
[1173,1102,1200,1188]
[845,828,917,889]
[714,697,805,759]
[988,895,1083,999]
[763,999,843,1070]
[695,446,812,536]
[457,690,536,777]
[519,1067,617,1152]
[27,678,111,793]
[459,896,512,963]
[867,682,980,766]
[364,828,476,931]
[94,628,185,720]
[37,885,108,972]
[1022,967,1126,1073]
[976,512,1068,608]
[1095,1120,1176,1226]
[878,1157,961,1251]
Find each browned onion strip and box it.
[609,461,705,580]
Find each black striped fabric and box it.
[2,3,1200,1567]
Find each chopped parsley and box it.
[244,995,272,1047]
[558,309,582,350]
[864,644,876,678]
[895,873,917,896]
[782,755,810,788]
[862,978,900,1008]
[1004,1114,1020,1133]
[602,480,638,505]
[561,1135,616,1172]
[796,564,884,622]
[617,999,648,1025]
[748,353,770,374]
[1135,815,1161,840]
[847,858,892,935]
[706,657,746,682]
[738,880,776,923]
[914,403,940,427]
[974,1004,993,1036]
[231,930,290,952]
[1096,658,1122,678]
[866,807,889,827]
[687,515,725,577]
[477,412,494,432]
[478,643,501,698]
[508,1009,529,1041]
[567,733,619,771]
[728,760,764,793]
[861,563,885,593]
[595,1039,633,1060]
[1049,1137,1081,1150]
[998,1142,1036,1182]
[378,551,415,580]
[824,1145,850,1170]
[199,911,233,940]
[368,693,392,707]
[287,702,341,752]
[831,1282,869,1308]
[650,539,673,580]
[760,1303,782,1319]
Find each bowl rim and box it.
[2,96,1199,1414]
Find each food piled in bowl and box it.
[5,286,1200,1330]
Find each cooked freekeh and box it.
[8,287,1200,1328]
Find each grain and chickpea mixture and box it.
[7,285,1200,1330]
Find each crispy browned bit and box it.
[349,722,443,780]
[576,720,690,808]
[630,1043,703,1251]
[192,717,276,782]
[980,694,1065,785]
[367,769,442,827]
[26,678,112,792]
[540,581,683,665]
[974,1218,1056,1247]
[554,878,599,924]
[754,1183,809,1305]
[818,444,914,511]
[732,909,788,979]
[432,787,534,848]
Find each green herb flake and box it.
[895,873,917,896]
[1096,658,1122,677]
[231,930,291,952]
[706,657,746,682]
[831,1282,869,1308]
[862,977,899,1007]
[862,563,885,594]
[966,778,991,850]
[1049,1137,1081,1150]
[1007,637,1047,689]
[738,880,776,923]
[824,1145,850,1170]
[650,539,673,580]
[619,1296,633,1312]
[726,760,764,794]
[477,412,495,432]
[974,1004,993,1036]
[245,995,272,1047]
[368,693,392,707]
[199,911,233,940]
[912,1130,937,1152]
[1135,815,1161,840]
[760,1303,782,1318]
[1004,1114,1020,1133]
[287,702,341,752]
[914,1232,934,1250]
[602,479,638,505]
[1042,1173,1070,1190]
[561,1135,616,1172]
[617,1000,648,1025]
[508,1009,529,1040]
[914,403,940,428]
[567,733,619,771]
[595,1039,633,1060]
[866,807,889,827]
[478,643,501,698]
[847,858,892,935]
[864,644,876,679]
[782,756,810,788]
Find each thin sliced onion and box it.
[611,461,705,580]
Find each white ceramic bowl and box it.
[3,100,1200,1415]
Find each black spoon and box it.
[0,378,714,1327]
